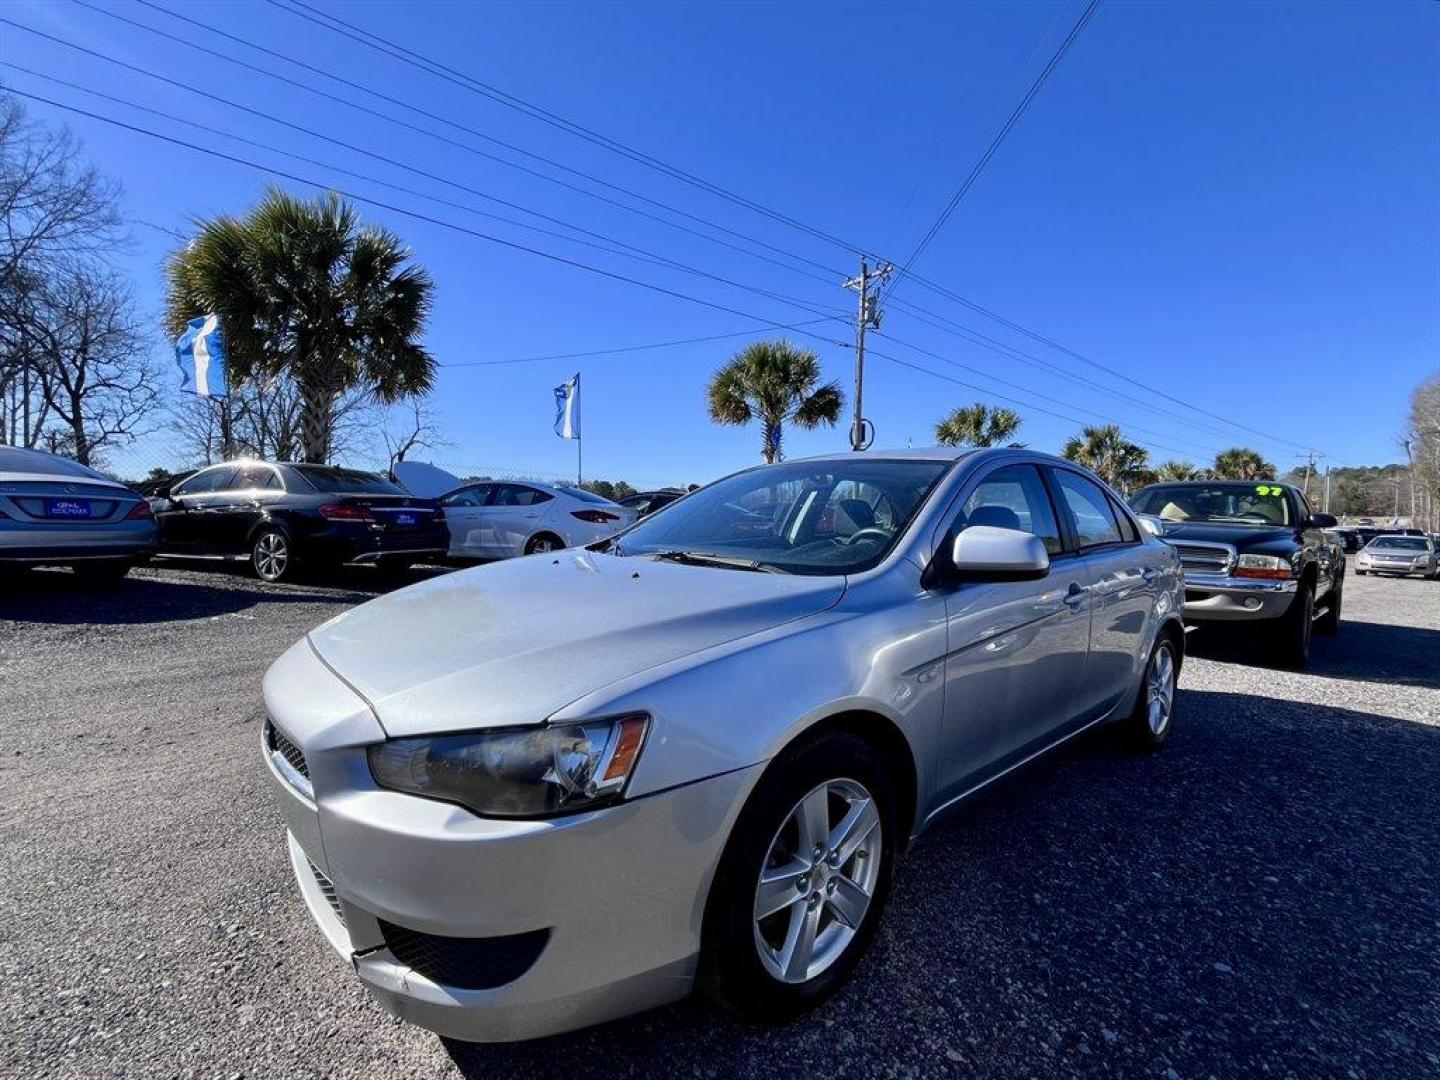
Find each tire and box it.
[1314,571,1343,636]
[1122,633,1179,751]
[250,528,293,583]
[377,557,413,575]
[523,533,564,555]
[1271,580,1314,669]
[71,559,132,583]
[701,730,898,1024]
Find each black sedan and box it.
[149,461,448,582]
[618,488,684,518]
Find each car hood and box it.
[306,550,846,736]
[1157,522,1297,549]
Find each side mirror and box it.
[1135,513,1165,537]
[1308,513,1338,529]
[950,525,1050,581]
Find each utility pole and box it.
[1297,450,1326,500]
[1323,465,1331,515]
[844,258,892,452]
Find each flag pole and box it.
[576,372,582,485]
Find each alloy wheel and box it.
[1146,642,1176,736]
[529,537,557,553]
[254,532,289,581]
[753,778,882,984]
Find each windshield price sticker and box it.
[1254,485,1282,496]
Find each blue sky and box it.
[3,0,1436,488]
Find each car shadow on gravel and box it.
[444,689,1439,1078]
[0,563,450,625]
[1186,617,1440,691]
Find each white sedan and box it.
[391,463,635,558]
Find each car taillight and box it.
[571,509,619,523]
[125,501,154,521]
[318,503,375,522]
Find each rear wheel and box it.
[1123,635,1179,751]
[701,731,897,1023]
[251,528,292,583]
[1272,580,1314,668]
[524,533,563,555]
[71,559,131,583]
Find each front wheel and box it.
[1272,581,1314,668]
[1314,573,1343,636]
[251,528,293,583]
[701,731,897,1023]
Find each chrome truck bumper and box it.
[1179,570,1298,621]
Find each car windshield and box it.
[290,466,404,494]
[1131,483,1291,526]
[1369,537,1430,551]
[610,458,951,575]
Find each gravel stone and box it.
[2,564,1437,1077]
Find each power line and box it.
[3,86,860,344]
[0,31,851,323]
[81,0,848,286]
[266,0,871,260]
[257,0,1320,455]
[883,0,1103,301]
[440,321,835,368]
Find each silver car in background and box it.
[0,446,156,580]
[1354,534,1439,578]
[262,448,1185,1042]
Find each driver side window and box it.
[956,465,1062,555]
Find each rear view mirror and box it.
[1308,513,1338,529]
[1136,513,1164,537]
[951,526,1050,581]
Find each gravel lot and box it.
[2,563,1437,1078]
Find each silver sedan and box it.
[0,446,156,580]
[262,448,1185,1042]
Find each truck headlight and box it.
[1233,554,1293,579]
[368,714,649,818]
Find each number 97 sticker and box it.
[1254,485,1282,496]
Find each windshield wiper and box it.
[646,549,788,574]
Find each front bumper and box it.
[1356,557,1435,576]
[1179,570,1297,621]
[262,651,758,1041]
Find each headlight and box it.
[1233,554,1293,579]
[368,714,649,818]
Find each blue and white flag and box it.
[174,314,230,398]
[553,373,580,439]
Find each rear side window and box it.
[956,465,1062,555]
[230,465,281,491]
[495,485,553,507]
[443,485,491,508]
[174,467,235,496]
[1054,470,1124,548]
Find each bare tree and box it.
[381,397,446,470]
[17,264,159,466]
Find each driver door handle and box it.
[1141,566,1160,583]
[1063,582,1087,610]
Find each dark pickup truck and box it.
[1128,480,1344,668]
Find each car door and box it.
[935,463,1094,803]
[439,485,492,557]
[486,484,553,556]
[1048,468,1158,719]
[156,466,234,552]
[207,464,284,555]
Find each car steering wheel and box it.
[842,527,893,547]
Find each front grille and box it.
[378,920,549,990]
[1165,540,1235,575]
[265,721,309,780]
[308,860,346,927]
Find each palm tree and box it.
[1211,447,1276,480]
[164,189,435,463]
[934,402,1023,448]
[707,340,842,463]
[1062,424,1154,492]
[1155,460,1199,482]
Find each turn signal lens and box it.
[1233,554,1293,579]
[601,715,648,784]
